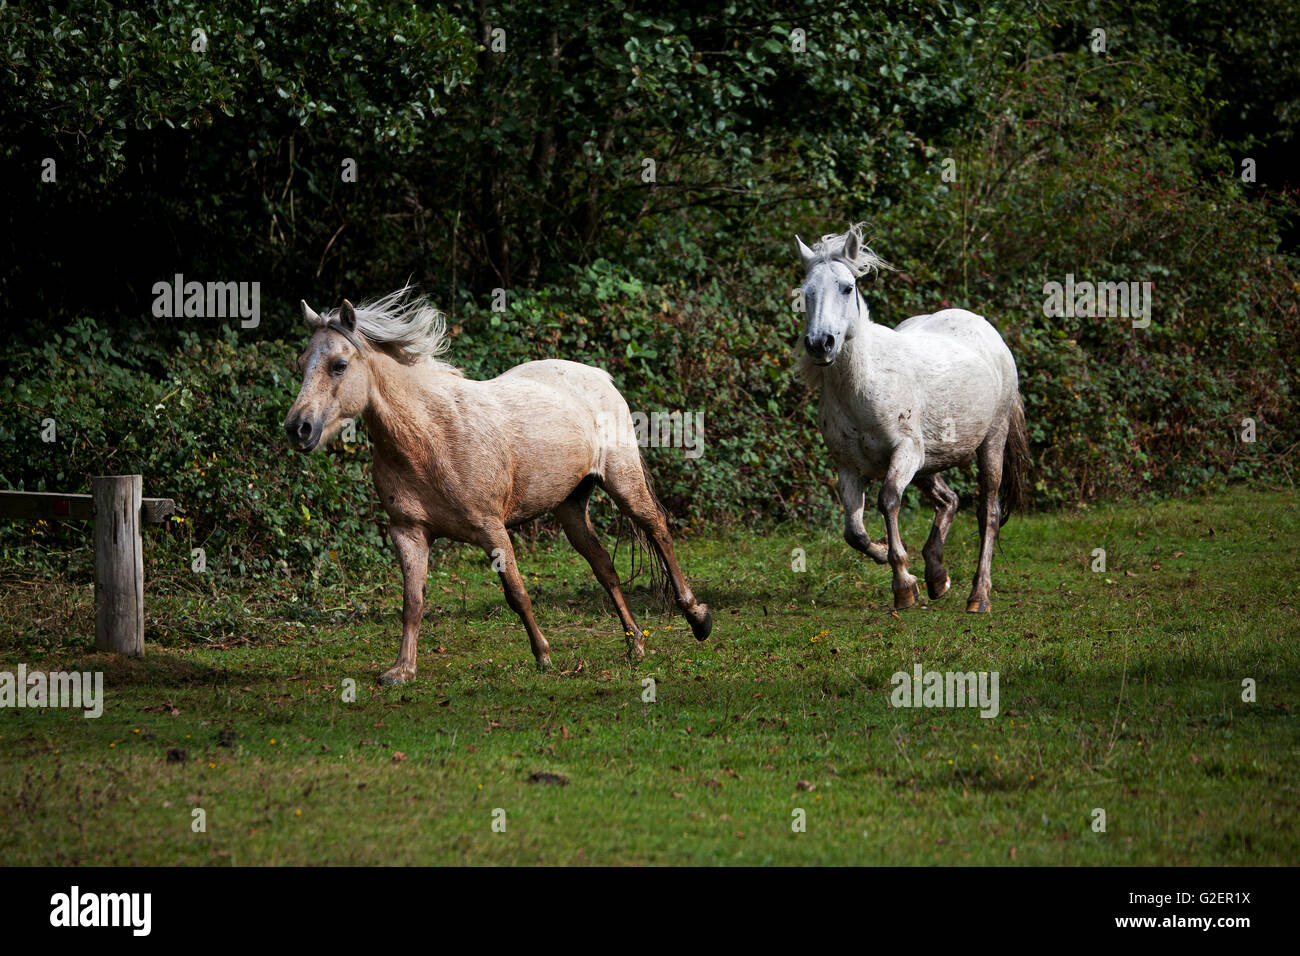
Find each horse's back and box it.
[897,308,1002,348]
[498,357,611,384]
[895,309,1016,380]
[490,358,640,481]
[495,358,625,416]
[497,358,610,393]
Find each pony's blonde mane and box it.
[324,285,459,372]
[810,222,893,277]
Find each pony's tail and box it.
[635,451,675,610]
[610,452,673,609]
[999,391,1031,527]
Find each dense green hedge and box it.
[2,0,1298,583]
[2,215,1295,584]
[1,320,383,585]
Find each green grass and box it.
[1,487,1297,865]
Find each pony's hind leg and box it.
[555,479,648,660]
[601,460,712,642]
[476,522,552,670]
[914,473,958,600]
[381,523,430,686]
[967,433,1006,613]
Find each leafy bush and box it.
[2,0,1298,585]
[0,319,389,586]
[859,14,1300,504]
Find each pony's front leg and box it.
[878,450,922,609]
[479,524,552,671]
[380,523,429,686]
[838,470,889,564]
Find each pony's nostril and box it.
[805,333,834,355]
[286,419,313,445]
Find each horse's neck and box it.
[362,356,457,464]
[823,297,878,398]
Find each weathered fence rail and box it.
[0,476,175,657]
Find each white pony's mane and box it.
[809,222,892,277]
[324,285,458,371]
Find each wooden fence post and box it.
[93,474,145,657]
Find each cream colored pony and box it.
[796,225,1030,613]
[284,287,711,684]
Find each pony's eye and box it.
[840,285,853,295]
[331,360,348,374]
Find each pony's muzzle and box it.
[284,416,320,451]
[804,332,837,365]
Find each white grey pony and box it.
[795,225,1029,612]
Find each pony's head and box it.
[795,223,890,366]
[284,286,454,452]
[284,299,373,452]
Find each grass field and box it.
[0,487,1296,865]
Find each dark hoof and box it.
[893,581,920,610]
[965,597,991,614]
[625,633,646,661]
[690,608,713,641]
[927,573,951,601]
[536,655,552,673]
[379,666,414,687]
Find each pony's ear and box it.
[843,229,861,264]
[301,300,323,328]
[339,299,358,332]
[795,235,817,271]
